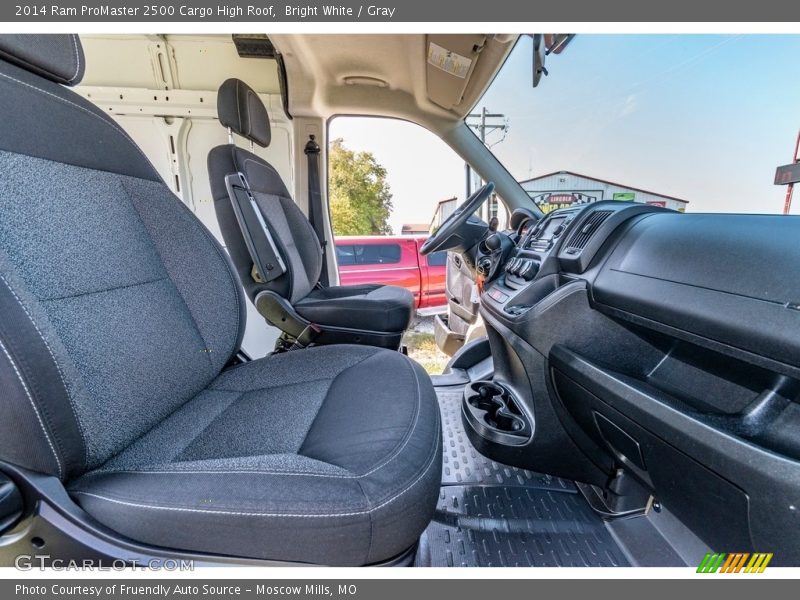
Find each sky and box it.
[331,34,800,233]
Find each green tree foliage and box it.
[328,138,393,235]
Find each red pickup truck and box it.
[335,236,447,311]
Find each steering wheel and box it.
[420,182,495,255]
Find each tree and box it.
[328,138,393,235]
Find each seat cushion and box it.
[295,284,414,333]
[69,345,442,566]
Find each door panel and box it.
[446,251,479,331]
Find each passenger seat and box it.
[207,78,414,350]
[0,35,441,566]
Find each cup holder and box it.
[463,381,531,445]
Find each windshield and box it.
[472,34,800,215]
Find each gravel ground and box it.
[403,315,449,375]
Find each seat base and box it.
[255,288,411,350]
[295,284,414,333]
[273,330,403,354]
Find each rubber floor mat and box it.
[437,387,574,490]
[418,485,629,567]
[422,387,628,567]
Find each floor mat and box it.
[420,386,629,567]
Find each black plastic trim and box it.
[0,472,22,534]
[254,290,404,350]
[549,345,800,565]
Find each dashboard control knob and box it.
[484,233,502,252]
[477,257,492,276]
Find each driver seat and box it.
[208,78,413,349]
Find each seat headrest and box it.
[0,34,85,86]
[217,78,271,148]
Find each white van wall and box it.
[76,35,293,358]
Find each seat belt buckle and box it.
[289,323,322,350]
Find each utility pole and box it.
[467,106,508,147]
[465,107,508,221]
[783,130,800,215]
[774,129,800,215]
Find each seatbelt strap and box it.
[304,134,330,285]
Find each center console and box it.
[485,205,582,317]
[461,201,670,476]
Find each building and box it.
[430,196,459,231]
[435,194,512,231]
[428,171,688,233]
[400,223,430,235]
[520,170,689,213]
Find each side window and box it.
[329,116,468,376]
[426,251,448,267]
[328,117,467,240]
[336,244,356,265]
[354,244,401,265]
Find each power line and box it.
[466,107,509,147]
[464,107,509,222]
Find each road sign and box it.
[613,192,635,201]
[774,162,800,185]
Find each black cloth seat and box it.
[207,78,413,343]
[0,35,441,566]
[69,345,441,565]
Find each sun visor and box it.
[425,34,487,110]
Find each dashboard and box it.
[483,201,665,315]
[484,199,800,373]
[473,200,800,563]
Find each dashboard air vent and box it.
[564,210,614,253]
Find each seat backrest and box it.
[0,35,245,480]
[208,78,323,305]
